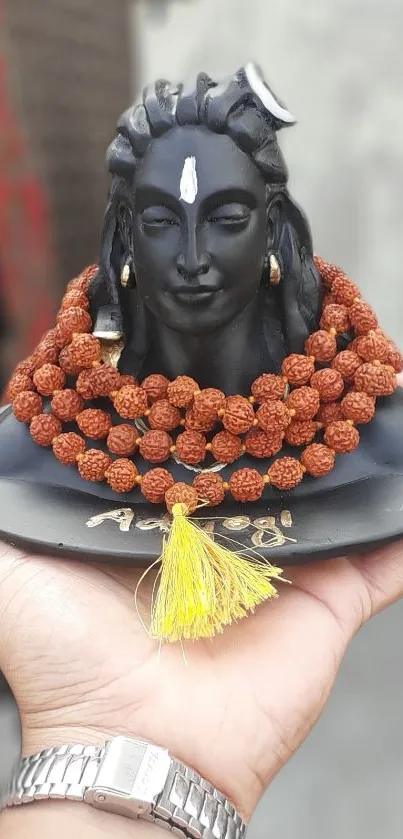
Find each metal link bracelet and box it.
[6,736,246,839]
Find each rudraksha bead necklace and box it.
[8,258,402,513]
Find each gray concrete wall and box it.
[134,0,403,344]
[134,2,403,837]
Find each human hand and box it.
[1,525,403,828]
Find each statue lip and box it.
[173,285,221,296]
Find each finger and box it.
[350,539,403,618]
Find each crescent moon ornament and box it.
[244,62,296,126]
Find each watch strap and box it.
[7,740,246,839]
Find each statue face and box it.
[131,126,269,335]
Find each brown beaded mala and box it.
[7,259,403,643]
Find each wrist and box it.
[15,729,249,835]
[1,802,161,839]
[20,723,256,822]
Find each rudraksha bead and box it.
[251,374,287,403]
[331,350,362,382]
[59,346,82,375]
[51,389,84,421]
[141,468,175,504]
[57,307,92,341]
[139,430,173,463]
[245,429,283,458]
[165,483,198,515]
[76,369,96,400]
[348,337,361,354]
[12,391,43,422]
[282,354,315,386]
[331,276,361,307]
[15,357,36,377]
[222,395,255,435]
[30,413,62,447]
[120,375,138,389]
[78,264,98,291]
[33,364,66,396]
[305,330,337,362]
[301,444,336,477]
[53,432,86,465]
[68,334,101,368]
[286,386,320,421]
[320,304,350,334]
[310,368,344,402]
[193,388,226,422]
[33,341,59,368]
[113,386,148,420]
[42,327,61,346]
[141,374,170,403]
[285,420,318,447]
[59,290,89,312]
[349,301,378,335]
[185,406,216,433]
[316,402,343,426]
[229,468,264,502]
[167,375,199,408]
[66,264,98,294]
[314,256,343,288]
[211,430,242,463]
[106,459,139,493]
[53,325,70,350]
[354,363,397,397]
[77,449,111,482]
[256,400,292,433]
[7,374,33,401]
[268,457,305,490]
[355,332,389,363]
[341,392,375,425]
[386,341,403,373]
[176,431,206,465]
[193,473,226,507]
[76,408,112,440]
[91,365,122,397]
[107,424,138,457]
[324,420,360,453]
[66,277,85,295]
[148,399,181,431]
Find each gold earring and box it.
[269,254,281,285]
[121,262,131,288]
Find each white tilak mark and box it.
[180,156,198,204]
[244,62,296,124]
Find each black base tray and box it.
[1,475,403,566]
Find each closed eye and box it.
[206,203,251,227]
[142,207,179,227]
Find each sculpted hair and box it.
[90,65,322,373]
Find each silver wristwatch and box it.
[6,736,246,839]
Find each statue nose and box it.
[177,232,211,279]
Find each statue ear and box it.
[265,191,286,273]
[90,185,126,340]
[276,194,322,352]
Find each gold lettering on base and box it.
[85,508,296,549]
[281,510,293,528]
[86,508,134,532]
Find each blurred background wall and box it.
[0,0,132,388]
[1,1,403,837]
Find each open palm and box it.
[1,537,403,822]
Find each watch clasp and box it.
[85,736,171,820]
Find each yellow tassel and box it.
[150,503,283,643]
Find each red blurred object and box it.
[0,13,56,392]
